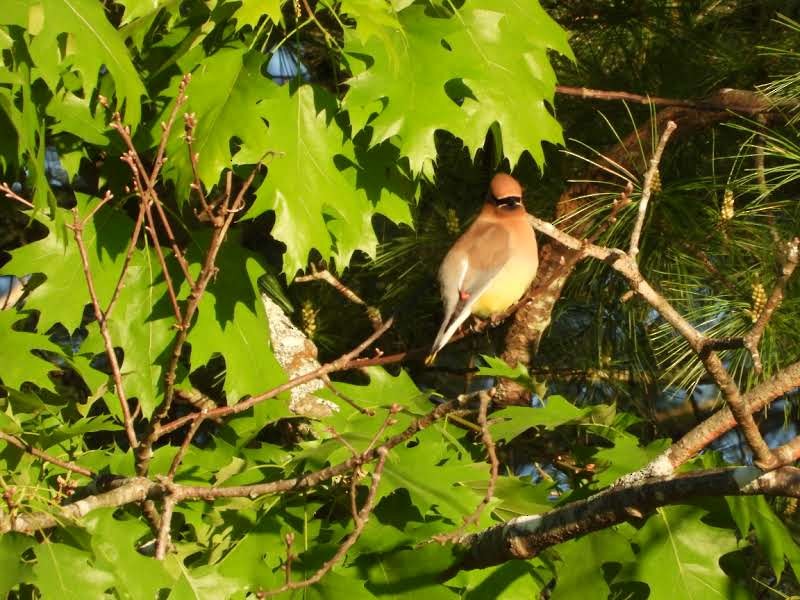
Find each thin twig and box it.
[110,79,195,288]
[80,190,115,226]
[327,426,359,457]
[69,209,138,450]
[324,381,375,415]
[0,182,35,209]
[166,413,207,479]
[364,405,401,454]
[261,448,388,597]
[528,213,778,469]
[296,268,383,330]
[587,180,634,243]
[435,391,498,542]
[105,199,147,317]
[118,151,183,322]
[283,532,295,585]
[142,201,184,322]
[743,237,800,374]
[156,316,395,428]
[139,154,269,476]
[555,85,775,114]
[299,0,341,49]
[628,121,677,259]
[184,113,216,223]
[0,431,94,478]
[2,399,469,534]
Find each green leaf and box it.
[117,0,180,26]
[450,560,546,599]
[232,0,284,28]
[101,247,175,418]
[32,0,146,127]
[379,426,482,520]
[1,63,57,213]
[362,543,460,599]
[337,0,402,50]
[551,529,634,600]
[442,0,572,167]
[343,1,571,172]
[616,504,741,599]
[188,233,286,404]
[1,198,131,332]
[39,414,121,448]
[0,0,28,25]
[489,397,590,443]
[0,534,34,596]
[32,542,115,600]
[213,514,285,592]
[46,91,110,145]
[468,475,553,521]
[168,566,247,600]
[307,569,377,600]
[477,355,533,387]
[241,84,386,276]
[342,5,463,174]
[0,310,61,391]
[726,495,800,581]
[162,45,277,196]
[84,509,175,600]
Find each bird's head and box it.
[487,173,524,214]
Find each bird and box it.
[425,173,538,365]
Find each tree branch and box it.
[68,208,138,450]
[2,396,467,534]
[453,465,800,571]
[0,431,94,478]
[555,85,776,114]
[628,120,677,259]
[296,266,383,330]
[528,214,778,468]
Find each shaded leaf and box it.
[727,495,800,581]
[489,397,590,443]
[0,534,34,597]
[551,529,634,600]
[616,504,742,599]
[187,232,286,404]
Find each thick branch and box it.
[2,397,466,534]
[624,359,800,481]
[454,465,800,571]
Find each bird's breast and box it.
[471,253,538,317]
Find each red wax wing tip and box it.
[459,290,471,301]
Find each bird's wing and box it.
[428,224,511,359]
[458,222,511,299]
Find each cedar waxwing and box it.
[426,174,538,364]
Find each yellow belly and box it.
[471,257,538,317]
